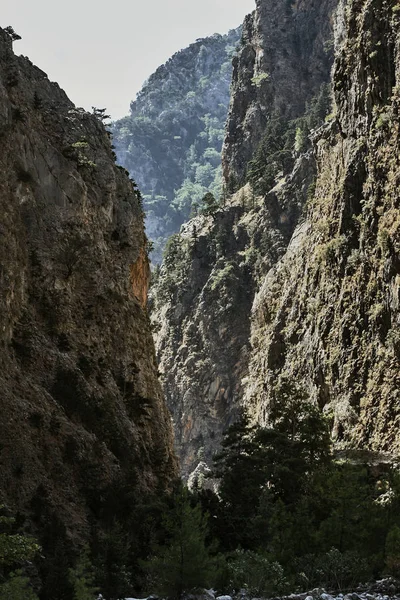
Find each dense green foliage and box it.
[141,487,216,598]
[0,571,39,600]
[247,84,332,195]
[195,383,400,594]
[6,385,400,599]
[78,382,398,599]
[111,29,241,262]
[0,507,40,600]
[69,548,98,600]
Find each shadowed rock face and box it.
[222,0,337,189]
[0,27,176,544]
[246,0,400,457]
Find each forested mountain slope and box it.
[111,28,241,262]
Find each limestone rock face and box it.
[153,1,337,476]
[156,0,400,473]
[222,0,337,188]
[0,27,176,543]
[153,154,316,476]
[246,0,400,456]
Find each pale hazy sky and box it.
[2,0,255,119]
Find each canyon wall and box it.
[0,26,177,549]
[222,0,337,188]
[153,0,338,475]
[246,0,400,457]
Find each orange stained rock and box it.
[131,245,151,308]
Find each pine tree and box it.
[212,415,267,550]
[69,547,99,600]
[200,192,219,217]
[141,486,215,598]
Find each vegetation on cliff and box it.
[151,81,332,475]
[3,0,400,595]
[111,28,241,262]
[0,24,177,599]
[44,385,400,599]
[245,0,400,455]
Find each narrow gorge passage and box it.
[2,0,400,597]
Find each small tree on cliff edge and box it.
[201,192,219,218]
[4,26,21,42]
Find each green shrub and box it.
[317,548,371,591]
[251,72,270,87]
[0,571,39,600]
[385,525,400,576]
[227,549,288,596]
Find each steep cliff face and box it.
[155,0,400,475]
[246,0,400,456]
[153,0,338,476]
[153,156,315,475]
[0,26,176,548]
[111,28,241,263]
[222,0,337,189]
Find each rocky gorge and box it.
[153,0,339,475]
[2,0,400,596]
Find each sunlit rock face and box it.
[222,0,337,189]
[245,0,400,458]
[153,0,338,477]
[156,0,400,476]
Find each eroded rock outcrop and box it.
[222,0,337,189]
[0,26,176,547]
[153,0,337,476]
[246,0,400,456]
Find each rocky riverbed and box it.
[120,579,400,600]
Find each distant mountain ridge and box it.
[111,27,241,262]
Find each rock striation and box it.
[155,0,400,474]
[0,25,176,549]
[222,0,337,189]
[246,0,400,456]
[153,0,337,476]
